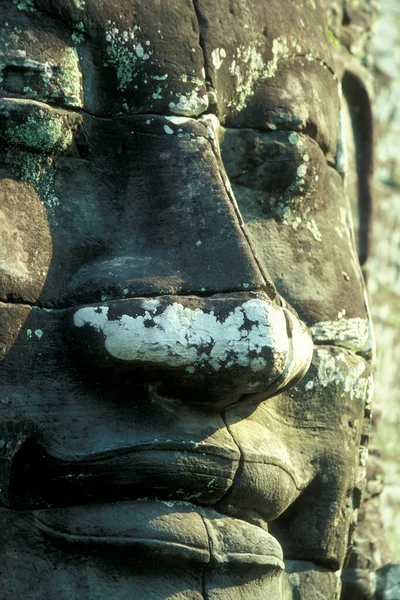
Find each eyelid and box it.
[0,97,82,153]
[0,49,83,108]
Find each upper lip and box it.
[9,439,240,511]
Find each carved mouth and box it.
[9,437,296,522]
[10,441,286,569]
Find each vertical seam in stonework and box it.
[206,135,276,295]
[192,0,211,86]
[190,0,270,285]
[198,512,212,600]
[216,408,244,506]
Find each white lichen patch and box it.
[141,298,160,312]
[169,91,209,117]
[212,48,226,71]
[228,36,298,113]
[163,124,174,135]
[306,219,322,241]
[297,164,308,178]
[199,113,222,149]
[165,116,191,125]
[74,300,287,372]
[311,317,374,354]
[316,348,367,399]
[73,299,312,387]
[292,216,302,230]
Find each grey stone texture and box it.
[0,0,378,598]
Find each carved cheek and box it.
[0,179,52,305]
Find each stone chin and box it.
[70,291,313,407]
[2,500,289,599]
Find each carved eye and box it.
[1,66,29,96]
[0,51,83,108]
[220,128,326,222]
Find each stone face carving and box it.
[0,1,373,598]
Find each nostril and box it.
[66,292,312,407]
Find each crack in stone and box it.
[282,53,338,81]
[214,407,243,508]
[0,285,267,312]
[205,128,279,300]
[191,0,211,90]
[198,511,212,600]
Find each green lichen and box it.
[8,150,60,208]
[71,21,85,45]
[327,29,341,49]
[56,47,82,105]
[12,0,35,12]
[71,32,84,44]
[4,108,73,153]
[0,23,82,106]
[23,85,38,97]
[104,24,153,92]
[152,86,163,100]
[73,0,85,9]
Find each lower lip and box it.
[34,500,284,569]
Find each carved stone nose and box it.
[67,292,313,407]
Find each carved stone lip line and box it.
[13,443,302,511]
[26,441,302,490]
[34,509,285,569]
[0,287,274,312]
[35,520,203,550]
[2,96,337,151]
[32,499,285,565]
[44,444,238,464]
